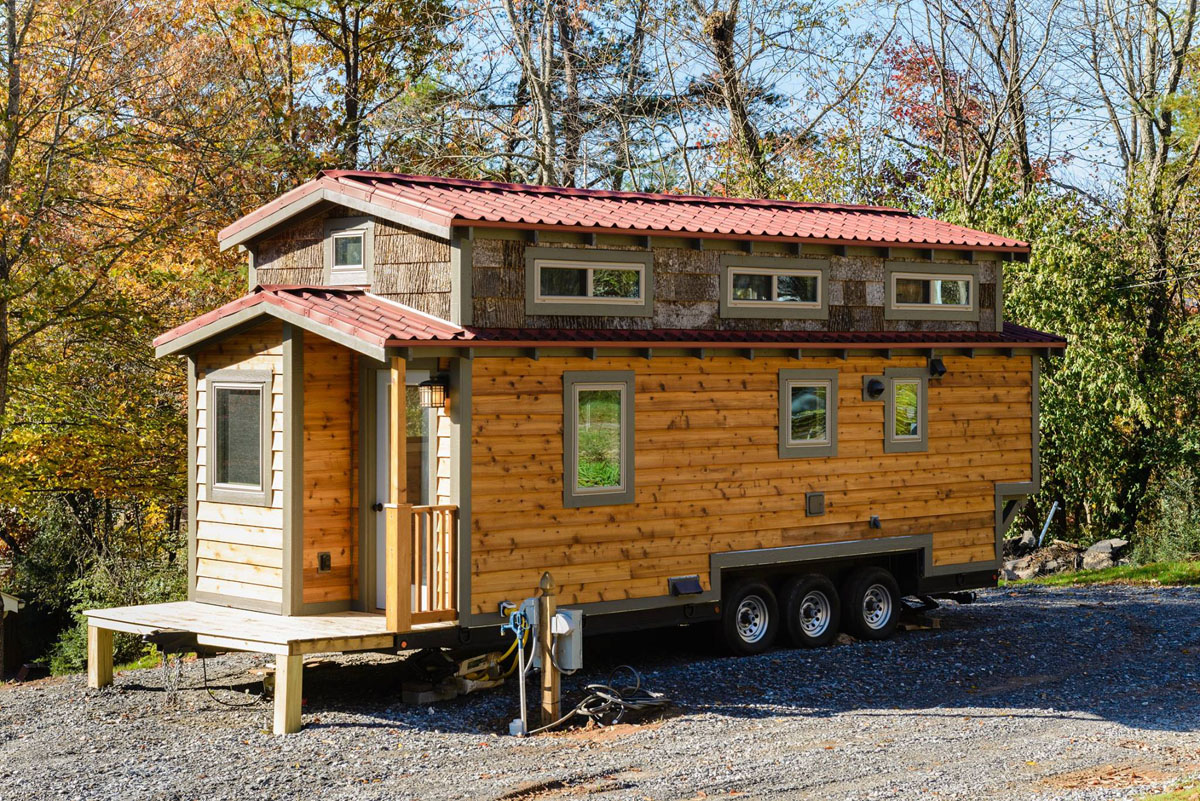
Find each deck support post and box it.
[87,626,113,689]
[539,572,560,727]
[385,355,411,634]
[274,654,303,735]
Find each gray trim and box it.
[356,358,380,612]
[452,358,473,620]
[884,261,980,322]
[563,370,637,508]
[719,255,830,320]
[450,229,474,325]
[525,247,654,317]
[882,366,928,454]
[323,216,375,287]
[194,590,282,615]
[778,368,838,458]
[996,261,1005,332]
[204,368,273,507]
[218,186,451,251]
[156,303,387,362]
[186,357,198,601]
[282,327,303,615]
[246,247,257,292]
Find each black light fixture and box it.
[866,378,885,399]
[418,374,449,408]
[928,357,947,378]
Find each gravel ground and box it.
[2,584,1199,801]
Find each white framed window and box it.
[323,216,373,286]
[525,247,654,317]
[720,255,829,319]
[205,369,272,506]
[885,261,979,321]
[778,369,838,458]
[563,371,635,507]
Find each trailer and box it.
[84,171,1064,733]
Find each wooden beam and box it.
[274,654,303,734]
[87,626,113,689]
[539,572,560,726]
[385,356,412,634]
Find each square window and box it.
[563,371,635,507]
[205,369,271,506]
[333,233,364,270]
[324,217,372,286]
[779,369,837,458]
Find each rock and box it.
[1041,558,1064,575]
[1003,557,1038,580]
[1003,530,1039,558]
[1082,538,1130,571]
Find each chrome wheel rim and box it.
[736,594,770,643]
[862,584,893,630]
[799,590,832,638]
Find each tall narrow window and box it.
[779,369,838,458]
[563,371,635,507]
[206,369,272,505]
[883,368,928,453]
[891,379,921,439]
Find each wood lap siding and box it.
[301,336,357,605]
[194,324,286,606]
[470,354,1033,613]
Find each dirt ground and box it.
[2,584,1199,800]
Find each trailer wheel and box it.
[841,567,900,640]
[721,580,779,655]
[781,574,841,648]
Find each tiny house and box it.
[84,172,1064,733]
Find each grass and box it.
[1005,560,1200,588]
[1139,782,1200,800]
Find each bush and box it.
[1135,468,1200,564]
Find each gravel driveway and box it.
[2,584,1198,801]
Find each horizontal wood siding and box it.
[301,336,356,605]
[194,323,285,607]
[470,354,1033,613]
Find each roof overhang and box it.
[1,591,23,615]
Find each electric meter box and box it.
[529,608,584,672]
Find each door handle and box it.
[372,502,384,512]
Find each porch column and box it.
[385,355,412,633]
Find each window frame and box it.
[323,216,374,286]
[562,370,636,508]
[525,247,654,317]
[882,367,929,453]
[884,260,979,322]
[778,368,839,458]
[720,255,830,320]
[205,368,273,506]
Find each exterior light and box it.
[418,375,449,408]
[866,378,885,399]
[928,358,947,378]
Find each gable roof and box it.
[218,171,1030,253]
[154,286,1064,358]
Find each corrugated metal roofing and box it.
[219,171,1030,252]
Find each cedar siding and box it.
[469,353,1033,614]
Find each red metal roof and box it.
[219,171,1030,252]
[154,286,1063,353]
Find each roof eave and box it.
[394,338,1064,350]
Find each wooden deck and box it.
[83,601,397,656]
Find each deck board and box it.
[83,601,404,655]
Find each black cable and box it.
[525,666,670,735]
[200,654,263,708]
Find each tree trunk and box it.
[703,7,768,195]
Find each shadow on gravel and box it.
[248,586,1200,737]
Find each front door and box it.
[374,369,436,610]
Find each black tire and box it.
[781,573,841,648]
[840,567,901,640]
[720,580,779,655]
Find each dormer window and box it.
[324,217,373,286]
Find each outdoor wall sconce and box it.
[865,378,885,399]
[928,357,947,378]
[418,374,449,408]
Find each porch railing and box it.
[385,503,458,632]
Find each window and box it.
[883,368,928,453]
[525,247,654,317]
[720,255,829,319]
[323,217,373,286]
[563,371,635,507]
[778,369,838,458]
[885,261,979,321]
[205,369,272,505]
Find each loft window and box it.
[323,217,373,286]
[884,261,979,322]
[778,369,838,458]
[720,255,829,320]
[205,369,272,506]
[882,368,928,453]
[525,247,654,317]
[536,260,644,302]
[563,371,635,507]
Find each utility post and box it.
[539,571,560,726]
